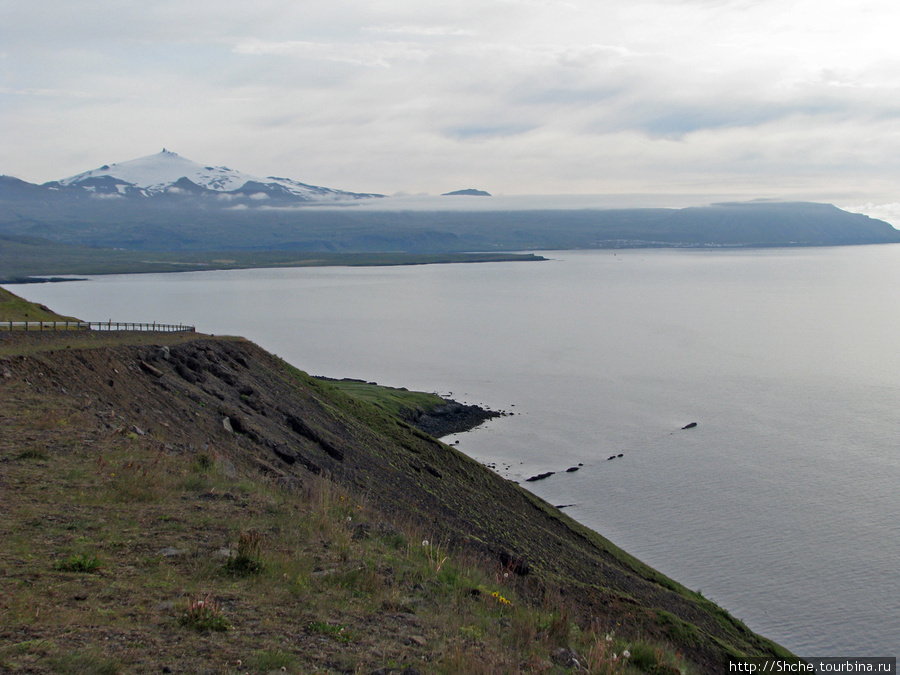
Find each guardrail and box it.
[1,321,195,333]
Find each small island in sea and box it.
[441,188,492,196]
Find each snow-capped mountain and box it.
[43,149,383,204]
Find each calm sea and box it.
[9,246,900,658]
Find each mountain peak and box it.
[47,151,383,202]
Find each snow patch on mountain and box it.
[53,149,382,202]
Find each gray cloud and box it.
[3,0,900,206]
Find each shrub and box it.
[224,529,264,576]
[179,594,230,632]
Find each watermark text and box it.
[730,657,895,674]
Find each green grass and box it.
[306,620,353,643]
[0,286,79,322]
[0,327,216,359]
[43,650,121,675]
[0,309,791,673]
[0,388,697,674]
[247,649,297,671]
[318,377,448,418]
[54,553,102,573]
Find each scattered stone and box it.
[131,425,145,436]
[311,567,339,578]
[499,550,531,576]
[252,458,287,478]
[157,547,183,558]
[213,548,236,559]
[525,471,554,482]
[272,444,297,465]
[175,362,201,383]
[139,360,163,378]
[406,635,427,646]
[216,459,237,478]
[552,647,583,668]
[401,399,502,438]
[222,416,233,433]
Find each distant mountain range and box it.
[2,151,900,262]
[1,150,382,206]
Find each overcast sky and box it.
[4,0,900,217]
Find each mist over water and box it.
[11,245,900,657]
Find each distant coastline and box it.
[0,244,546,284]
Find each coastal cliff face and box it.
[0,330,791,673]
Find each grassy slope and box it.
[0,305,794,674]
[0,286,80,322]
[319,378,448,419]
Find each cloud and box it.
[443,123,538,140]
[5,0,900,203]
[0,86,88,99]
[362,25,477,37]
[233,39,430,68]
[841,203,900,229]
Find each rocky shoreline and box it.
[399,400,505,438]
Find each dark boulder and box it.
[525,471,555,482]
